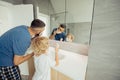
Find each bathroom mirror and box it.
[49,0,94,44]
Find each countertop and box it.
[49,47,88,80]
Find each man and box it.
[49,24,66,41]
[0,19,45,80]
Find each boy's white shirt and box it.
[32,47,56,80]
[26,46,33,54]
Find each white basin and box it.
[58,53,65,60]
[48,47,65,60]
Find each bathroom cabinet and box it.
[51,68,72,80]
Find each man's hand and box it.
[14,52,34,65]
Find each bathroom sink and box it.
[58,53,65,60]
[48,47,65,60]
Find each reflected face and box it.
[67,35,72,38]
[58,27,65,32]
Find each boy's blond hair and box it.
[66,33,74,41]
[31,36,49,55]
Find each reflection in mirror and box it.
[50,0,94,45]
[49,0,66,42]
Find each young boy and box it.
[31,37,59,80]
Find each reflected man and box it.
[49,24,66,41]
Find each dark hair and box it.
[60,24,66,28]
[31,34,39,40]
[31,19,45,28]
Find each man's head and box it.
[58,24,66,32]
[30,19,45,37]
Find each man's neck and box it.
[28,27,35,37]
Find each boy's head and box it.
[66,33,74,42]
[31,36,49,55]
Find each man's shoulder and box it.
[12,25,30,39]
[10,25,27,32]
[62,32,66,35]
[14,25,27,29]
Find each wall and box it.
[0,1,13,36]
[1,0,23,4]
[37,12,50,37]
[66,0,94,23]
[0,6,10,35]
[11,4,34,26]
[23,0,54,16]
[67,22,91,44]
[86,0,120,80]
[50,0,94,23]
[50,0,65,13]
